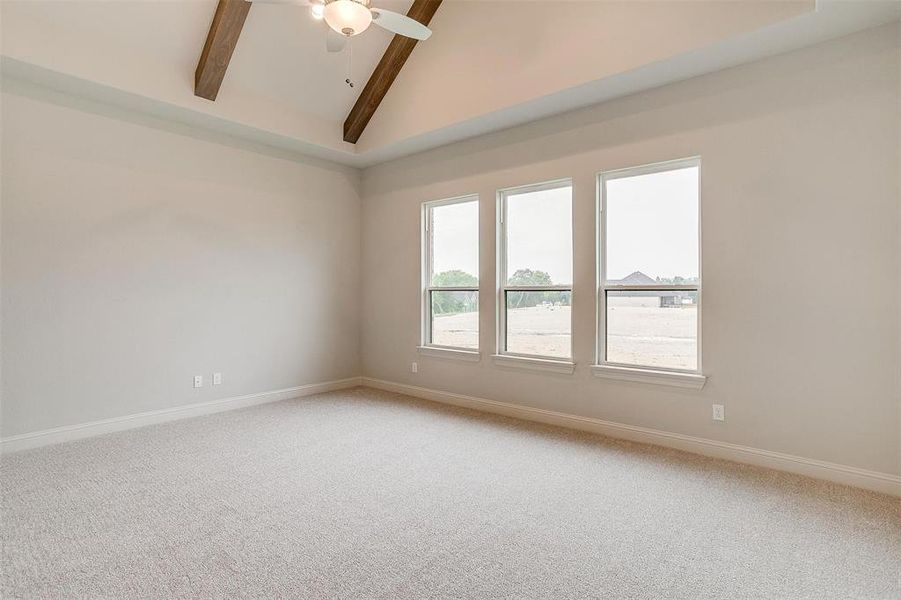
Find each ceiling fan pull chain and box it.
[345,39,354,88]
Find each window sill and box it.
[591,364,707,390]
[492,354,575,374]
[417,346,481,362]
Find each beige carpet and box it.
[2,387,899,599]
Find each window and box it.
[497,180,573,361]
[598,158,700,372]
[422,196,479,350]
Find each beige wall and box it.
[361,24,901,475]
[0,80,362,437]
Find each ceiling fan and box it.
[253,0,433,53]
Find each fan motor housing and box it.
[323,0,373,37]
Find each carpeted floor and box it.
[2,387,899,599]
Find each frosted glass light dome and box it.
[324,0,372,36]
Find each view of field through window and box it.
[602,163,700,370]
[428,199,479,348]
[606,293,697,370]
[502,184,573,358]
[428,164,699,365]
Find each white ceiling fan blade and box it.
[326,28,347,52]
[370,8,432,40]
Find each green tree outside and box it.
[432,270,478,315]
[507,269,570,308]
[432,270,478,287]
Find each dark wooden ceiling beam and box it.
[343,0,442,143]
[195,0,252,101]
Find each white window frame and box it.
[595,157,705,386]
[496,179,574,367]
[421,194,480,356]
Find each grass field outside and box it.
[432,297,697,369]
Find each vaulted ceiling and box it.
[3,1,900,167]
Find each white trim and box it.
[422,194,481,210]
[503,284,572,291]
[417,346,481,362]
[425,286,479,293]
[360,378,901,497]
[0,377,363,454]
[491,354,576,374]
[496,177,574,196]
[591,364,707,390]
[600,156,703,181]
[604,284,698,292]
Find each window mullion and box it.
[428,286,479,292]
[602,284,698,292]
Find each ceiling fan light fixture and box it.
[310,2,325,20]
[323,0,372,37]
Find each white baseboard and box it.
[1,377,364,453]
[361,377,901,497]
[7,375,898,497]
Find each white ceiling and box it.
[2,1,900,167]
[231,0,411,122]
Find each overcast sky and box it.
[431,200,479,278]
[506,185,572,284]
[605,166,698,281]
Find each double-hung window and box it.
[598,158,701,374]
[422,195,480,351]
[497,180,573,361]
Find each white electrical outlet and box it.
[213,372,222,385]
[411,362,418,374]
[712,404,725,422]
[193,375,203,388]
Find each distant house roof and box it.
[609,271,656,285]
